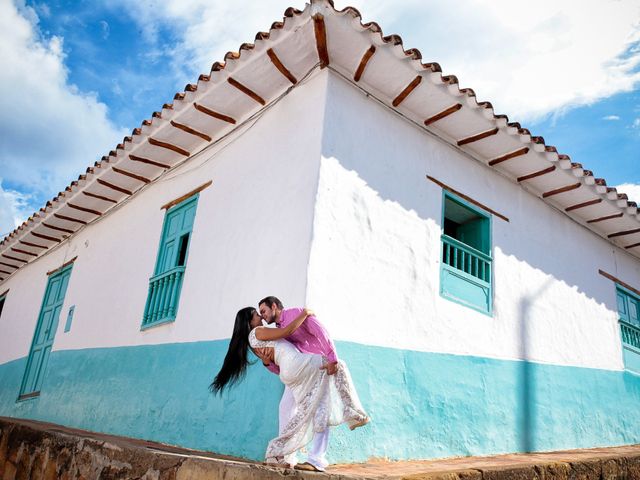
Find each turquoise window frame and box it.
[141,194,199,330]
[616,284,640,374]
[439,190,493,315]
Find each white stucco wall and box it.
[305,72,640,371]
[2,68,638,373]
[0,71,329,365]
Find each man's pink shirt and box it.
[265,307,338,375]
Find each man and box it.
[256,296,338,472]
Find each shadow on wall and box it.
[517,278,552,452]
[313,74,639,456]
[320,74,620,311]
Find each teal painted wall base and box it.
[1,341,640,462]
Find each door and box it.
[19,264,73,398]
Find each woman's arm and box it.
[255,308,313,341]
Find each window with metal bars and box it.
[440,191,492,315]
[617,285,640,373]
[141,195,199,329]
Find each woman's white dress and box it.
[249,328,368,461]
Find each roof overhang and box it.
[1,0,638,283]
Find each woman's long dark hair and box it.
[210,307,255,394]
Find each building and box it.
[1,0,639,463]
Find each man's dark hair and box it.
[259,296,283,310]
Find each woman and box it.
[211,307,369,465]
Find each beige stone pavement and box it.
[328,445,640,478]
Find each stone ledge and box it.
[2,416,640,479]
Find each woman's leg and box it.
[333,361,369,429]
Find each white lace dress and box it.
[249,328,368,461]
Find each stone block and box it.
[627,455,640,479]
[568,459,601,480]
[402,469,482,480]
[601,458,623,480]
[481,465,541,480]
[42,457,58,480]
[2,462,17,480]
[540,462,571,480]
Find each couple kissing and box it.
[211,296,369,471]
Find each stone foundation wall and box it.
[0,417,287,480]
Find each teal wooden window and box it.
[19,264,73,400]
[440,191,492,314]
[142,194,199,329]
[617,285,640,373]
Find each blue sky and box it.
[0,0,639,237]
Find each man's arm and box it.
[302,314,338,363]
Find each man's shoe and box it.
[295,461,325,472]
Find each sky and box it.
[0,0,639,238]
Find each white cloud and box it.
[616,183,640,204]
[0,0,127,226]
[603,115,621,121]
[0,179,34,238]
[115,0,307,87]
[118,0,640,123]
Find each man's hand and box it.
[253,347,273,366]
[320,361,338,376]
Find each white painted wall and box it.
[1,68,638,373]
[305,72,639,371]
[0,71,328,364]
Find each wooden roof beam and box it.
[457,127,499,147]
[53,213,88,226]
[148,138,190,157]
[392,76,422,107]
[542,183,581,199]
[587,213,624,224]
[67,203,103,216]
[82,191,118,204]
[97,179,134,196]
[31,232,62,243]
[42,222,74,234]
[2,254,27,264]
[608,227,640,239]
[227,78,266,105]
[11,248,37,258]
[313,14,329,68]
[517,166,556,183]
[424,103,462,127]
[128,154,171,170]
[170,121,212,142]
[354,45,376,82]
[565,198,602,212]
[489,147,529,167]
[266,48,297,84]
[112,167,152,184]
[18,240,48,249]
[193,103,236,125]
